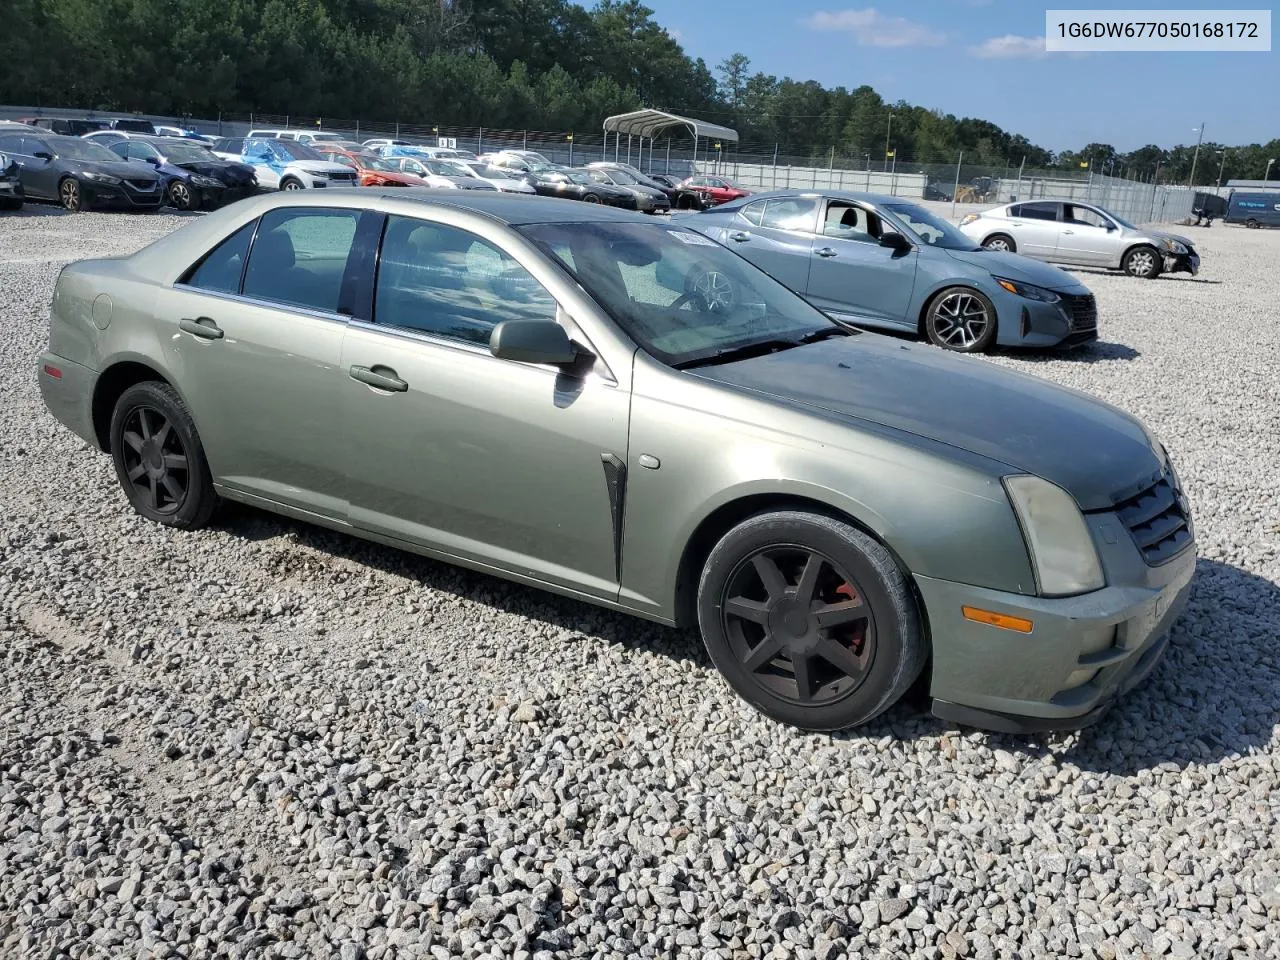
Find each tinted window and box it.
[0,135,23,153]
[760,197,818,232]
[126,142,159,162]
[1012,202,1059,221]
[183,222,256,294]
[214,138,244,154]
[823,202,884,241]
[375,216,558,347]
[242,208,361,313]
[1063,204,1109,229]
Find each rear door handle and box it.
[179,317,223,340]
[349,364,408,392]
[815,247,838,258]
[728,230,751,242]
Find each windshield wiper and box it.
[798,326,854,343]
[674,338,802,369]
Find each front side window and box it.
[242,208,361,313]
[182,222,257,294]
[822,202,884,242]
[760,197,819,232]
[1064,204,1110,229]
[520,221,842,368]
[374,216,558,347]
[126,142,160,162]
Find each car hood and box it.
[944,248,1091,293]
[174,160,253,180]
[289,160,355,175]
[365,170,424,186]
[694,334,1161,510]
[1140,228,1197,249]
[70,158,158,179]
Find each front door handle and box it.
[1062,229,1075,235]
[728,230,752,242]
[815,247,838,258]
[179,317,223,340]
[349,364,408,392]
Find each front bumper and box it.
[994,289,1098,349]
[919,530,1196,732]
[1164,251,1200,276]
[82,179,164,209]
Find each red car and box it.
[675,175,752,209]
[317,148,426,187]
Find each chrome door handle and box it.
[1062,229,1075,235]
[179,317,223,340]
[815,247,838,258]
[349,364,408,392]
[728,230,751,242]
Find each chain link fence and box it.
[3,104,1210,224]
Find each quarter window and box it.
[241,208,361,313]
[374,216,558,347]
[182,222,256,294]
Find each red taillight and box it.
[43,364,63,380]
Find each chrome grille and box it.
[1114,473,1191,565]
[126,179,158,192]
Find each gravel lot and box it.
[2,206,1279,960]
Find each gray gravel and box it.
[2,205,1279,960]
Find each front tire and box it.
[582,193,602,204]
[279,177,304,191]
[1246,219,1259,229]
[983,233,1016,253]
[109,382,216,529]
[59,177,83,212]
[697,511,926,731]
[167,179,196,210]
[1122,245,1161,278]
[924,286,998,353]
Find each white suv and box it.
[216,137,356,190]
[247,129,349,147]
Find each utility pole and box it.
[884,112,893,172]
[1264,157,1276,181]
[1188,123,1204,187]
[1216,150,1226,189]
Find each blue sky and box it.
[640,0,1279,151]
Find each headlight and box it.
[1004,475,1105,597]
[190,175,223,187]
[1159,238,1188,254]
[959,213,979,226]
[993,277,1061,303]
[82,171,122,185]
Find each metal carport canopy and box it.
[602,109,738,143]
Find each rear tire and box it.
[109,382,216,529]
[983,233,1016,253]
[1246,219,1259,229]
[696,510,926,731]
[1122,245,1161,278]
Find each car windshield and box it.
[162,142,217,163]
[471,163,514,179]
[519,221,850,368]
[272,140,322,161]
[882,202,979,250]
[1089,204,1137,230]
[310,133,344,142]
[366,158,400,172]
[422,159,459,176]
[561,171,592,185]
[48,137,120,162]
[606,169,639,184]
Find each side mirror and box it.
[1105,223,1117,231]
[879,232,912,252]
[489,319,577,366]
[145,156,160,165]
[33,150,53,161]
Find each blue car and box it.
[106,136,258,210]
[685,190,1099,353]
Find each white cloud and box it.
[804,8,947,48]
[970,34,1050,59]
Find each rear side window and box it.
[739,200,766,225]
[241,208,361,314]
[183,222,256,294]
[1012,202,1059,221]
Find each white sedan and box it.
[958,199,1200,279]
[442,159,535,193]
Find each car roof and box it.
[717,188,911,207]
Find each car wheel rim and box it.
[61,180,78,209]
[585,194,601,203]
[1128,251,1154,275]
[721,546,876,707]
[694,271,735,312]
[283,181,302,191]
[986,238,1010,251]
[933,291,990,348]
[121,406,189,516]
[171,183,191,207]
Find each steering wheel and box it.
[671,270,737,313]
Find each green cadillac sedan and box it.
[38,190,1196,733]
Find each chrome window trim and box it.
[170,286,352,326]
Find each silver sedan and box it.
[959,199,1200,279]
